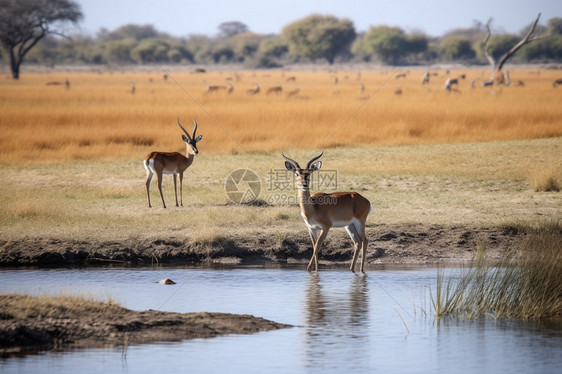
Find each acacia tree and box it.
[481,13,547,82]
[0,0,82,79]
[282,14,355,64]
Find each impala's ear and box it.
[309,161,322,172]
[182,135,189,143]
[194,135,202,142]
[285,161,297,173]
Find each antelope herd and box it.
[182,67,561,100]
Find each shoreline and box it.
[0,294,291,356]
[0,224,525,268]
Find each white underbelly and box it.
[301,212,360,231]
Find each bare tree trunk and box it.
[9,48,20,80]
[481,13,547,83]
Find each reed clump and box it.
[431,220,562,321]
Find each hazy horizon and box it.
[76,0,560,38]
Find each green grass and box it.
[429,220,562,321]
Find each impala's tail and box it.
[368,205,374,216]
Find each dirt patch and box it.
[0,224,525,268]
[0,294,292,356]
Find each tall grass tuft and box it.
[533,172,561,192]
[430,220,562,321]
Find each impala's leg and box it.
[173,173,179,207]
[179,172,184,207]
[346,224,362,273]
[156,170,166,208]
[354,220,368,274]
[360,228,368,274]
[307,228,318,272]
[308,228,329,272]
[145,165,154,208]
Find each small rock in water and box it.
[158,278,176,285]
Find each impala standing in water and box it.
[283,153,373,273]
[144,119,202,208]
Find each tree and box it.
[104,38,136,64]
[231,32,265,62]
[547,17,562,35]
[0,0,83,79]
[218,21,249,38]
[486,34,521,61]
[362,26,409,64]
[102,24,161,41]
[282,14,356,64]
[481,13,547,81]
[441,37,476,61]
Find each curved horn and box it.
[192,119,198,139]
[306,151,324,169]
[282,153,300,169]
[177,117,192,141]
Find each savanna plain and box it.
[1,66,562,354]
[0,66,561,267]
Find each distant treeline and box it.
[3,16,562,68]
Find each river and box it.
[1,267,561,373]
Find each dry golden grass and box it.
[0,67,560,247]
[1,67,561,164]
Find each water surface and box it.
[1,267,560,373]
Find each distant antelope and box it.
[493,71,506,85]
[286,88,300,97]
[444,78,458,91]
[266,86,283,95]
[552,79,562,87]
[46,79,70,89]
[144,119,202,208]
[421,71,430,86]
[395,73,407,79]
[504,70,512,86]
[283,153,373,273]
[205,82,233,94]
[246,83,260,95]
[285,76,296,82]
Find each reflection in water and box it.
[304,274,369,369]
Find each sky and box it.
[76,0,560,38]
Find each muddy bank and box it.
[0,294,291,356]
[0,224,524,268]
